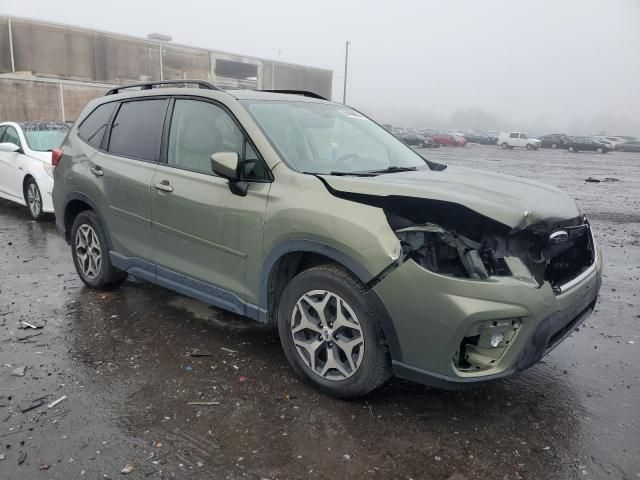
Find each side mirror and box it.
[0,142,20,153]
[210,152,240,180]
[210,151,248,197]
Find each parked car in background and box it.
[600,136,626,149]
[616,139,640,152]
[52,80,601,397]
[397,132,437,148]
[538,134,570,149]
[565,137,613,153]
[591,137,616,150]
[0,121,69,219]
[498,132,541,150]
[464,131,498,145]
[432,133,466,147]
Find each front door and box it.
[0,126,26,201]
[150,97,271,313]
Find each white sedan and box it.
[0,122,69,219]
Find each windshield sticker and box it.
[340,109,366,120]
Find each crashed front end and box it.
[369,197,602,388]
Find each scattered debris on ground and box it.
[10,366,26,377]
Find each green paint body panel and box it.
[373,244,601,379]
[52,86,603,388]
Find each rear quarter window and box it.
[78,102,117,149]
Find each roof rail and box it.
[259,89,327,100]
[106,80,222,96]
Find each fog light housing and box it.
[455,319,521,371]
[490,332,504,348]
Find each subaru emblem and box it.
[549,230,569,245]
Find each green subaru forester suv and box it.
[52,81,601,397]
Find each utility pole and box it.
[342,40,350,104]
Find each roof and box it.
[100,81,336,105]
[226,89,335,104]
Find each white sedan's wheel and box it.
[26,179,44,220]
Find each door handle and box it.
[90,166,104,177]
[153,181,173,193]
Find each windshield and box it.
[22,123,69,151]
[241,100,430,174]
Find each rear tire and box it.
[501,142,509,149]
[71,210,127,289]
[25,179,45,220]
[277,264,391,398]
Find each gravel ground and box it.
[1,145,639,479]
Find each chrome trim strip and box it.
[556,262,596,294]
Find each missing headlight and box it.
[395,224,510,280]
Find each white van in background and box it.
[498,132,541,150]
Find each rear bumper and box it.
[373,242,602,389]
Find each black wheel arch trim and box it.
[259,240,403,361]
[61,192,112,248]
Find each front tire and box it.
[25,179,45,220]
[277,264,391,398]
[71,211,127,289]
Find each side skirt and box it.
[110,252,264,321]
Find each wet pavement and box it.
[1,146,639,479]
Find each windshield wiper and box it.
[363,166,417,174]
[326,171,379,177]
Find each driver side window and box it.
[168,99,268,180]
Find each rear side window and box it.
[108,99,168,162]
[78,102,117,149]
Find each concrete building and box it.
[0,15,333,122]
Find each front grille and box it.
[544,223,595,293]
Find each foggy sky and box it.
[3,0,639,134]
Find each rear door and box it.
[150,97,271,311]
[92,98,169,261]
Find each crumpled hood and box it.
[319,165,581,229]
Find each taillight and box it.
[51,148,63,167]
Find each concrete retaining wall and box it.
[0,77,110,122]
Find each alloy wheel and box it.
[75,224,102,280]
[27,183,41,217]
[290,290,365,381]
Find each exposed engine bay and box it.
[388,203,595,291]
[318,181,595,292]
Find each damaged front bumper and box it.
[373,239,602,390]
